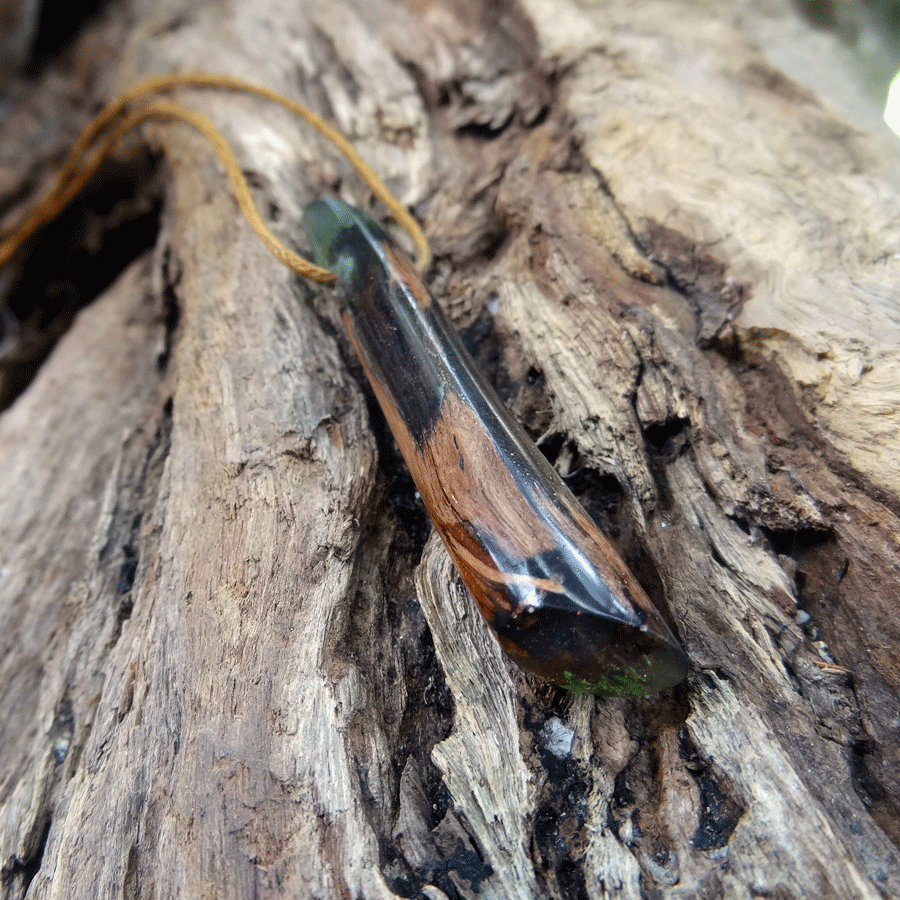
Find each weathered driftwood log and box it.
[0,1,898,898]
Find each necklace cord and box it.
[0,71,432,285]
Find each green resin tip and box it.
[303,197,385,283]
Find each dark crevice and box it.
[528,104,550,128]
[732,518,838,598]
[691,771,739,851]
[532,777,590,897]
[424,843,494,900]
[532,432,683,634]
[519,699,598,898]
[114,517,141,630]
[0,152,163,413]
[157,247,181,372]
[564,466,625,516]
[845,676,900,849]
[328,447,458,899]
[458,311,503,397]
[116,521,141,596]
[4,816,51,894]
[708,542,728,569]
[24,0,109,74]
[610,767,635,823]
[371,569,462,896]
[382,814,495,900]
[679,729,744,851]
[605,698,705,892]
[757,524,835,558]
[123,840,140,900]
[454,117,514,140]
[643,417,691,456]
[636,220,749,349]
[526,364,545,389]
[572,160,670,285]
[368,402,433,559]
[379,767,493,899]
[849,738,896,827]
[0,176,41,224]
[534,435,625,521]
[104,394,173,648]
[49,695,75,766]
[408,0,551,138]
[537,431,566,466]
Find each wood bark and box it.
[0,1,898,898]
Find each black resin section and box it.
[305,197,445,444]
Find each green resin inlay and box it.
[304,197,387,286]
[562,665,652,698]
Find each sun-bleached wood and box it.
[0,0,898,897]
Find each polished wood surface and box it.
[306,197,688,695]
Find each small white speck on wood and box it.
[0,0,898,898]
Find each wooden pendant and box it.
[305,198,688,696]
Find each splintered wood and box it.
[0,0,898,897]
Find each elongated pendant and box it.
[304,198,688,696]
